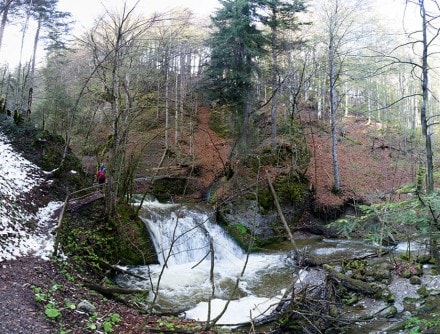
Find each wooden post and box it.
[52,195,70,257]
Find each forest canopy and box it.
[0,0,439,203]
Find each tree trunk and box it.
[165,52,170,150]
[420,0,433,193]
[15,7,32,113]
[174,53,178,145]
[28,17,42,117]
[0,0,13,55]
[329,34,340,191]
[270,8,279,149]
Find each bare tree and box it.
[404,0,440,193]
[0,0,17,55]
[79,2,157,217]
[314,0,371,192]
[26,0,71,115]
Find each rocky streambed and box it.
[262,237,440,333]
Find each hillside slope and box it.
[180,107,417,216]
[133,106,418,221]
[303,111,416,218]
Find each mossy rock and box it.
[343,293,359,306]
[151,178,188,202]
[258,173,308,212]
[112,202,158,264]
[215,174,308,248]
[378,305,397,318]
[224,224,254,250]
[61,200,157,277]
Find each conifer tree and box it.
[255,0,306,148]
[207,0,266,152]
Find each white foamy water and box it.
[117,199,293,325]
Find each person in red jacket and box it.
[96,164,106,184]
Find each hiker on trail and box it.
[96,164,106,184]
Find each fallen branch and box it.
[265,170,297,250]
[301,250,384,267]
[83,283,147,296]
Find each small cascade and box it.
[141,200,244,266]
[117,198,292,325]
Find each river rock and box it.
[409,276,422,285]
[77,300,96,314]
[378,305,397,318]
[212,149,310,248]
[402,269,413,279]
[429,289,440,296]
[379,287,395,303]
[372,265,392,282]
[416,255,434,264]
[417,285,429,297]
[394,301,404,313]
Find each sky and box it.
[57,0,221,33]
[0,0,221,66]
[0,0,421,68]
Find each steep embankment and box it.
[188,106,417,220]
[0,128,68,333]
[130,104,417,245]
[303,112,416,218]
[0,132,62,261]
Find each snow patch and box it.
[0,133,62,262]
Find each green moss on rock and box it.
[61,200,157,277]
[151,178,188,202]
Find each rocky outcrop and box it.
[210,143,310,249]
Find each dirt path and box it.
[0,257,61,333]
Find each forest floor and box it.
[301,110,417,217]
[0,106,419,333]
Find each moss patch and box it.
[258,173,308,212]
[151,178,188,202]
[61,199,157,277]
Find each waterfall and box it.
[140,200,244,266]
[117,198,291,325]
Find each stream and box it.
[115,198,440,332]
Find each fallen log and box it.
[323,264,380,296]
[112,264,148,281]
[301,250,382,267]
